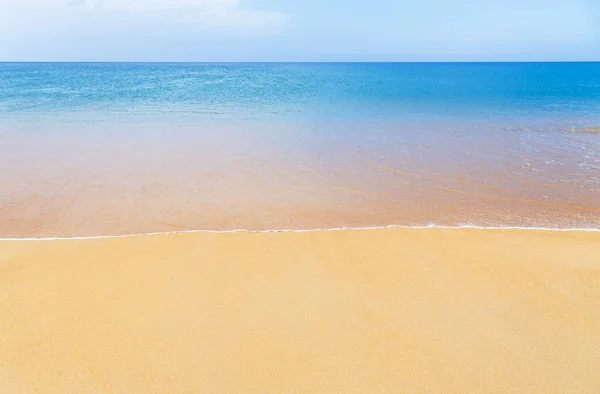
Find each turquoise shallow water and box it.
[0,63,599,237]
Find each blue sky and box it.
[0,0,598,61]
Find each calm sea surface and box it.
[1,62,599,237]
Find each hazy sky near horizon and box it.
[0,0,598,61]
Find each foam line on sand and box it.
[0,223,599,241]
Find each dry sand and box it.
[1,227,600,393]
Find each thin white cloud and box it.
[71,0,238,11]
[0,0,287,33]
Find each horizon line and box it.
[2,60,600,64]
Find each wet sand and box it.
[2,227,600,393]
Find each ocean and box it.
[1,62,599,237]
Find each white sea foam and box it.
[1,224,598,242]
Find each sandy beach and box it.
[1,227,599,393]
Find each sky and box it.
[0,0,598,61]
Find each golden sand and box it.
[1,228,600,393]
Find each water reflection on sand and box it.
[0,120,598,238]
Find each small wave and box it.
[566,127,600,133]
[1,224,598,242]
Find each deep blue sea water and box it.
[1,63,599,237]
[2,62,600,125]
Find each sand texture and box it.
[1,227,600,393]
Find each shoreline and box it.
[1,223,599,241]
